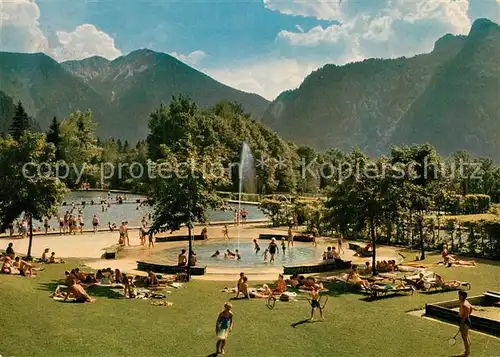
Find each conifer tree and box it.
[9,101,31,141]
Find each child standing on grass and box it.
[215,302,234,355]
[308,287,324,321]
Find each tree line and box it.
[2,97,500,267]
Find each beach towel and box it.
[93,282,124,288]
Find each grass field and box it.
[1,252,499,357]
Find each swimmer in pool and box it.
[211,250,220,258]
[235,249,241,260]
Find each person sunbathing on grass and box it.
[301,277,324,291]
[13,257,33,276]
[435,274,461,289]
[288,274,300,288]
[347,265,371,289]
[2,256,15,274]
[407,273,427,290]
[65,277,96,303]
[444,256,476,267]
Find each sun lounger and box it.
[362,283,415,298]
[396,265,427,272]
[426,280,471,292]
[284,260,352,275]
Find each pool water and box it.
[158,242,325,268]
[28,192,265,229]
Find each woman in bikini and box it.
[268,238,278,263]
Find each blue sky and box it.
[2,0,500,99]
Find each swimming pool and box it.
[156,241,325,268]
[29,191,265,229]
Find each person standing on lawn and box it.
[459,290,473,357]
[215,302,234,355]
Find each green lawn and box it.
[1,253,499,357]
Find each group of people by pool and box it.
[52,265,168,302]
[1,242,63,277]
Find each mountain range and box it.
[0,49,269,141]
[262,18,500,160]
[0,18,499,160]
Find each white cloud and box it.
[270,0,473,60]
[50,24,121,61]
[170,50,207,67]
[0,0,121,61]
[0,0,48,52]
[263,0,343,20]
[206,58,321,100]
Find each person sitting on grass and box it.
[288,274,300,288]
[363,261,371,275]
[239,277,250,299]
[41,248,50,263]
[5,243,15,259]
[65,276,96,303]
[146,270,159,286]
[387,260,395,272]
[347,265,371,289]
[2,256,14,274]
[114,269,122,284]
[235,272,246,298]
[13,256,33,276]
[273,274,286,294]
